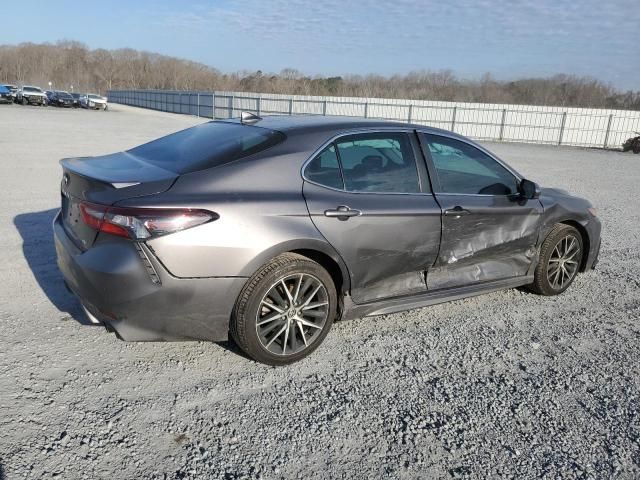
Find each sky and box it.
[2,0,638,90]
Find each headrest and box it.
[362,155,383,170]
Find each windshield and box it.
[88,94,102,99]
[128,121,286,174]
[23,87,42,93]
[57,91,73,99]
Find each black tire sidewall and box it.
[233,257,337,366]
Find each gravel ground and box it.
[0,104,639,480]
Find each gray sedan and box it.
[54,115,601,365]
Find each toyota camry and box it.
[54,114,601,365]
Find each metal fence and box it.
[107,89,640,149]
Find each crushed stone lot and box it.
[1,104,639,479]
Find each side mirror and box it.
[519,179,540,199]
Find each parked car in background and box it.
[622,133,640,154]
[80,93,108,110]
[54,115,602,365]
[0,85,13,104]
[48,91,75,108]
[3,84,18,102]
[16,86,47,106]
[71,93,83,108]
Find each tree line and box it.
[1,41,638,110]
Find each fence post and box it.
[197,93,200,117]
[603,114,613,148]
[289,98,293,115]
[364,102,369,118]
[558,112,567,145]
[229,95,234,118]
[212,92,215,119]
[499,109,507,141]
[256,97,261,116]
[323,100,327,116]
[451,106,457,132]
[407,104,413,123]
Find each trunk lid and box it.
[60,152,178,250]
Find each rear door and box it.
[303,130,442,304]
[418,133,543,289]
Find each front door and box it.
[419,133,543,290]
[303,131,442,304]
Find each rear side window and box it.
[304,145,344,190]
[336,133,420,193]
[128,121,286,174]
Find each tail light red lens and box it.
[79,202,216,240]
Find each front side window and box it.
[335,133,421,193]
[424,135,518,195]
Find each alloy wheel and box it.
[547,234,581,290]
[256,273,329,356]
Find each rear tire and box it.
[230,253,337,365]
[528,224,583,295]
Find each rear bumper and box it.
[53,211,247,342]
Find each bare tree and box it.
[0,41,638,109]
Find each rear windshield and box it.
[128,121,286,174]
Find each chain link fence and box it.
[107,89,640,149]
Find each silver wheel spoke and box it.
[296,322,308,346]
[281,279,294,304]
[301,285,322,307]
[302,302,328,311]
[296,316,322,329]
[269,287,288,309]
[292,274,303,303]
[257,312,284,326]
[266,323,288,347]
[261,300,284,314]
[282,322,290,354]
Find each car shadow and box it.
[13,208,94,326]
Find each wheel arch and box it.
[238,239,351,295]
[559,219,590,271]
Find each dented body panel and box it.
[427,194,543,289]
[303,181,441,303]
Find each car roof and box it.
[219,114,460,138]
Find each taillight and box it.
[79,202,216,240]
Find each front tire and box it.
[529,224,583,295]
[230,253,337,365]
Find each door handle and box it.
[324,205,362,219]
[444,206,470,217]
